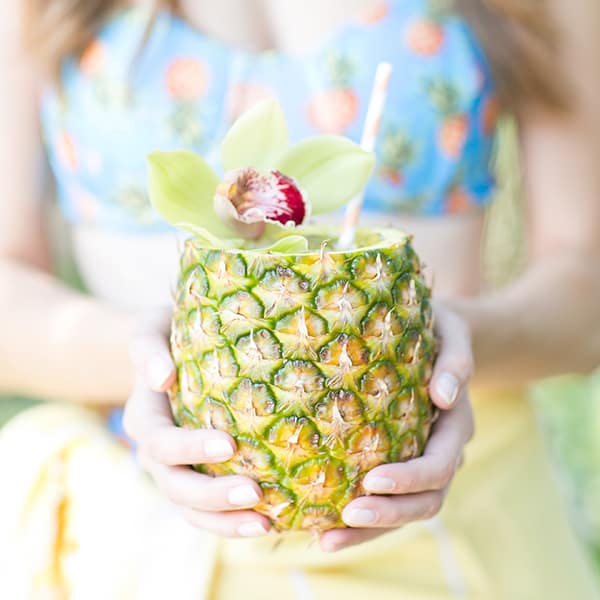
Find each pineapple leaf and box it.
[277,136,375,215]
[174,223,246,249]
[221,99,290,172]
[260,235,309,254]
[147,150,235,237]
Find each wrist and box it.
[440,295,509,385]
[61,298,136,405]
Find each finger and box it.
[319,527,389,553]
[430,303,473,409]
[342,490,445,528]
[124,380,237,463]
[363,394,473,494]
[181,508,271,538]
[150,464,262,512]
[129,308,175,392]
[122,381,176,441]
[139,425,236,465]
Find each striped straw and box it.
[337,61,393,250]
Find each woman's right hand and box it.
[123,309,272,539]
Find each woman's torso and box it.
[41,0,497,307]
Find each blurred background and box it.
[1,116,599,571]
[485,118,600,572]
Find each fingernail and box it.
[147,355,174,390]
[204,439,234,460]
[238,522,268,537]
[436,373,459,406]
[344,508,377,526]
[228,485,260,507]
[364,476,395,493]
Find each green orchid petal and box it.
[221,99,289,172]
[257,235,309,254]
[277,136,375,215]
[147,150,235,237]
[174,223,246,249]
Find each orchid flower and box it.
[147,99,374,250]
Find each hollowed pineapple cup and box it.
[169,227,436,532]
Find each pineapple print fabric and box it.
[40,0,498,232]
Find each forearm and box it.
[450,251,600,387]
[0,258,135,405]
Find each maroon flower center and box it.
[215,168,307,229]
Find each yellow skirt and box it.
[1,390,598,600]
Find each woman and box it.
[0,0,599,597]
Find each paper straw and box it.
[337,62,393,250]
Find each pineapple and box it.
[168,227,436,531]
[148,99,436,533]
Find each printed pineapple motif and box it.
[356,1,390,25]
[169,230,436,532]
[482,95,500,136]
[168,104,205,148]
[165,58,209,100]
[426,79,468,159]
[78,39,131,108]
[378,126,417,186]
[307,51,359,134]
[165,58,210,148]
[445,186,473,214]
[110,185,155,224]
[55,131,79,171]
[405,0,453,56]
[70,184,99,222]
[443,167,476,214]
[80,41,106,76]
[227,83,276,123]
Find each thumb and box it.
[429,304,473,410]
[129,308,176,392]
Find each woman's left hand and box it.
[320,303,475,552]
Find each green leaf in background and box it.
[221,99,290,172]
[147,151,234,237]
[277,136,375,215]
[259,235,309,254]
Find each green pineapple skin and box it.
[169,228,436,532]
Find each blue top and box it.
[40,0,498,232]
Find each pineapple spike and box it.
[412,335,423,365]
[314,240,336,283]
[381,309,396,350]
[335,282,355,325]
[291,307,318,360]
[217,250,228,279]
[327,373,344,389]
[407,278,415,306]
[375,252,384,281]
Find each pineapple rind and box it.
[170,228,436,532]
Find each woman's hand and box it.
[123,304,473,547]
[320,303,475,552]
[123,309,272,538]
